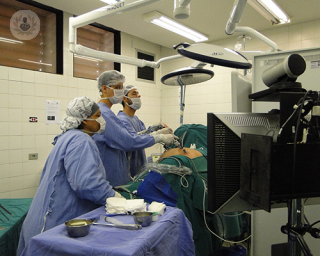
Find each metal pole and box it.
[288,199,303,256]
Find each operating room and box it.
[1,0,320,255]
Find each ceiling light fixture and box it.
[100,0,120,4]
[247,0,290,24]
[0,37,24,44]
[143,11,208,42]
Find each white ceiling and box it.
[34,0,320,49]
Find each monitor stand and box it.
[277,199,313,256]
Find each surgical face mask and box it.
[125,97,141,110]
[83,116,106,134]
[101,87,124,105]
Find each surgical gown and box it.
[117,111,147,177]
[93,103,154,186]
[17,129,114,256]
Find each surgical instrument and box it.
[0,204,14,216]
[0,209,10,222]
[90,218,142,230]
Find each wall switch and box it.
[29,153,38,160]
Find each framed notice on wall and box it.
[46,100,60,124]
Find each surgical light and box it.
[143,11,208,43]
[248,0,290,24]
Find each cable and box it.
[201,179,251,244]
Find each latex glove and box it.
[152,134,179,146]
[151,127,173,135]
[114,191,125,198]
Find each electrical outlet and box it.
[29,153,38,160]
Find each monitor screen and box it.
[207,112,280,213]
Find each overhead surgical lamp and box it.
[161,62,214,125]
[173,42,252,69]
[247,0,290,25]
[142,11,208,42]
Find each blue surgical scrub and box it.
[17,129,114,255]
[93,103,154,186]
[117,111,147,177]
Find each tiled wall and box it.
[0,12,162,198]
[160,19,320,131]
[1,11,320,198]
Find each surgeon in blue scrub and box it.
[93,70,177,187]
[17,97,120,256]
[117,85,151,177]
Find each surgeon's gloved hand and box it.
[114,191,125,198]
[152,134,179,146]
[151,127,173,135]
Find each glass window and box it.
[73,23,120,80]
[0,0,63,74]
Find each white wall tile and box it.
[0,122,9,136]
[9,81,22,95]
[22,123,35,135]
[0,164,10,178]
[35,71,47,84]
[34,84,47,97]
[0,79,9,93]
[301,21,315,40]
[57,74,68,86]
[46,85,58,98]
[9,68,22,81]
[36,135,48,148]
[0,94,9,108]
[22,83,35,96]
[301,39,315,49]
[23,95,35,109]
[0,150,9,165]
[23,161,36,175]
[0,66,9,80]
[23,174,41,188]
[9,162,23,177]
[0,178,10,193]
[23,135,35,149]
[0,136,9,150]
[9,122,23,135]
[67,87,77,98]
[9,176,24,190]
[46,73,58,85]
[0,108,8,122]
[67,76,77,87]
[22,70,35,83]
[9,94,22,109]
[57,86,68,98]
[35,123,47,135]
[9,109,23,122]
[34,96,46,109]
[9,149,23,163]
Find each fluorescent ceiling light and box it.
[100,0,120,4]
[248,0,290,24]
[0,37,24,44]
[143,11,208,42]
[74,54,104,62]
[19,59,52,66]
